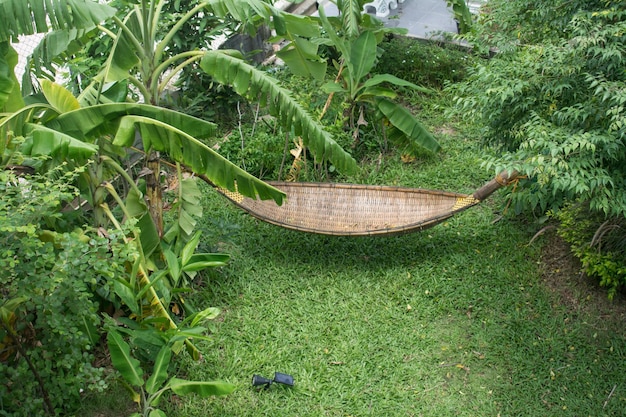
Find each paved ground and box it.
[318,0,459,39]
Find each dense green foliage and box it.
[453,4,626,216]
[474,0,611,49]
[375,36,475,89]
[450,0,626,294]
[0,169,133,416]
[556,204,626,299]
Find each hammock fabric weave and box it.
[218,171,518,236]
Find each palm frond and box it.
[47,103,217,140]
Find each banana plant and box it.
[2,0,358,221]
[314,4,441,154]
[1,0,362,359]
[82,0,358,238]
[107,314,235,417]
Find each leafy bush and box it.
[450,5,626,217]
[449,2,626,296]
[472,0,605,50]
[375,36,475,89]
[555,204,626,299]
[214,122,289,180]
[0,169,133,416]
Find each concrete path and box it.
[377,0,458,38]
[317,0,459,39]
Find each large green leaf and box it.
[357,86,398,102]
[112,114,285,204]
[107,330,144,387]
[350,31,377,90]
[138,212,161,258]
[180,230,202,267]
[0,0,116,41]
[205,0,271,22]
[182,253,230,272]
[321,81,347,94]
[48,103,217,141]
[376,98,441,153]
[281,13,320,38]
[362,74,432,94]
[26,123,98,162]
[146,345,172,395]
[168,378,235,397]
[163,248,181,286]
[200,50,357,174]
[78,80,129,106]
[113,279,140,316]
[0,42,23,111]
[39,79,80,113]
[185,307,221,327]
[276,36,327,82]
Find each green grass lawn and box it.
[153,94,626,417]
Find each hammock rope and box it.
[214,171,519,236]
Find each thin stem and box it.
[319,63,345,121]
[100,156,144,201]
[127,75,151,101]
[152,51,204,97]
[158,55,203,96]
[112,15,146,62]
[97,24,117,40]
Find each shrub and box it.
[214,123,289,180]
[0,169,133,416]
[556,204,626,299]
[374,36,475,89]
[451,6,626,217]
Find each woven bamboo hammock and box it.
[217,171,518,236]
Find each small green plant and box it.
[106,316,235,417]
[556,203,626,299]
[315,7,441,155]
